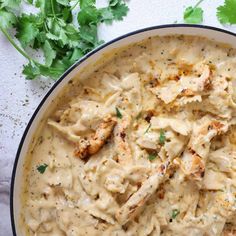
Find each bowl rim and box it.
[10,23,236,235]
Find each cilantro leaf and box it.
[0,9,16,29]
[184,6,203,24]
[16,14,42,47]
[80,24,98,45]
[23,61,63,80]
[171,209,180,219]
[159,130,166,145]
[183,0,204,24]
[79,0,95,9]
[109,0,119,7]
[99,7,114,23]
[77,6,100,26]
[56,0,69,6]
[100,0,129,24]
[43,40,56,66]
[109,0,129,21]
[35,0,64,16]
[0,0,21,11]
[217,0,236,24]
[62,7,72,22]
[37,163,48,174]
[23,61,41,80]
[69,47,83,63]
[116,107,122,119]
[148,154,157,161]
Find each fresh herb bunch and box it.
[0,0,129,80]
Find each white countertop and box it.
[0,0,236,235]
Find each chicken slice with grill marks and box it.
[181,117,229,182]
[74,115,117,159]
[115,162,177,225]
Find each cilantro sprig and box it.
[217,0,236,25]
[0,0,129,80]
[183,0,204,24]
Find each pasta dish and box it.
[22,35,236,236]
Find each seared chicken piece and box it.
[74,115,117,159]
[115,162,172,225]
[116,172,164,225]
[181,148,205,181]
[197,64,211,91]
[181,118,228,181]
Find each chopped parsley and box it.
[217,0,236,24]
[159,130,166,145]
[148,154,157,161]
[144,123,151,134]
[171,209,180,219]
[183,0,204,24]
[37,163,48,174]
[116,107,123,119]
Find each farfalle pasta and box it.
[22,35,236,236]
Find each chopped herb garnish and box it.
[148,154,157,161]
[116,107,123,119]
[159,130,166,145]
[37,163,48,174]
[144,123,151,134]
[171,209,180,219]
[183,0,204,24]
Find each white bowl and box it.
[10,24,236,235]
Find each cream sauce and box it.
[22,35,236,236]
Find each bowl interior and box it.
[11,25,236,236]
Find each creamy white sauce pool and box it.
[22,35,236,236]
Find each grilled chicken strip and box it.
[115,162,172,225]
[74,115,117,158]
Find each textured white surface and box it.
[0,0,236,235]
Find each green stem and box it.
[194,0,205,9]
[50,0,56,17]
[0,27,46,67]
[47,13,62,17]
[43,22,64,55]
[0,27,32,61]
[44,22,49,32]
[70,0,80,10]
